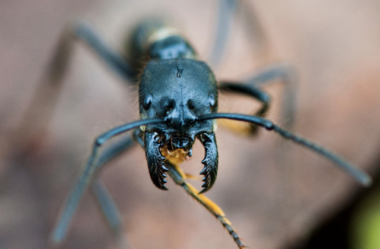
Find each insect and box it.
[33,1,372,248]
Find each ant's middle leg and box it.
[218,63,297,136]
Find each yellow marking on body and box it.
[147,27,179,45]
[143,25,197,60]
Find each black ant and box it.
[28,1,372,248]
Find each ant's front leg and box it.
[52,133,136,249]
[52,119,163,248]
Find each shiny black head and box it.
[139,59,219,192]
[139,59,217,151]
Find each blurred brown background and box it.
[1,0,380,249]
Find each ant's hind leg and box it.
[166,162,246,249]
[209,1,271,68]
[91,179,131,249]
[50,21,134,82]
[237,1,273,63]
[208,0,237,68]
[218,63,297,135]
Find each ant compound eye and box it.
[143,94,152,110]
[208,94,216,109]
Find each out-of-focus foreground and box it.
[1,1,380,249]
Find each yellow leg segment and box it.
[217,119,256,136]
[167,162,246,249]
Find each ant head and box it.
[139,58,217,136]
[139,58,218,161]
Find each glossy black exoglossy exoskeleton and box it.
[30,1,372,249]
[139,58,219,193]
